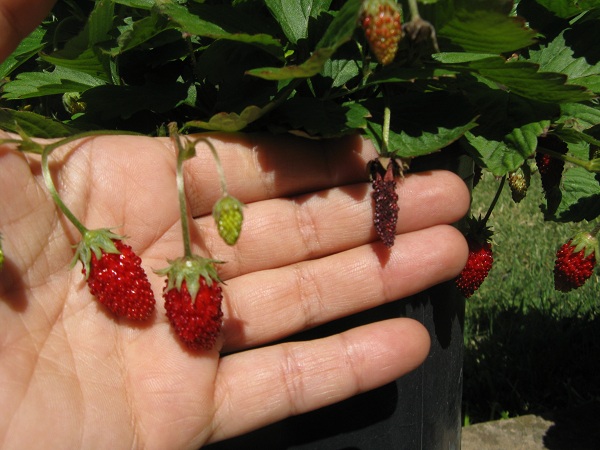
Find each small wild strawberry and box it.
[360,0,403,66]
[213,195,244,246]
[157,256,224,350]
[369,157,400,248]
[554,232,598,292]
[76,229,156,321]
[455,217,494,298]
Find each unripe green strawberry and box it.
[554,232,598,292]
[75,229,156,321]
[508,164,530,203]
[360,0,403,66]
[213,195,244,246]
[156,256,224,350]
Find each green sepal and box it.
[568,231,599,259]
[155,255,223,302]
[464,215,494,246]
[71,228,124,278]
[212,195,245,246]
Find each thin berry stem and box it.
[37,130,141,235]
[482,175,505,226]
[170,124,194,259]
[196,137,228,196]
[381,85,392,157]
[408,0,421,20]
[41,142,88,235]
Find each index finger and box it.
[0,0,56,62]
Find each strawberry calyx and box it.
[72,228,124,278]
[464,215,494,247]
[565,231,599,259]
[155,256,223,302]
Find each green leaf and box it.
[42,0,116,80]
[0,109,78,138]
[526,21,600,93]
[272,98,369,137]
[546,166,600,222]
[2,67,107,100]
[185,105,263,132]
[443,56,594,103]
[156,1,283,58]
[113,12,172,55]
[247,0,361,80]
[432,52,500,64]
[79,81,189,119]
[464,121,550,176]
[41,48,111,80]
[533,0,600,18]
[264,0,331,44]
[363,92,479,158]
[557,103,600,132]
[0,28,45,79]
[438,9,537,53]
[461,85,557,175]
[114,0,155,9]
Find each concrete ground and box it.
[461,401,600,450]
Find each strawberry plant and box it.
[0,0,599,369]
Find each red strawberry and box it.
[157,256,223,350]
[554,232,598,292]
[455,217,494,298]
[76,229,155,321]
[369,157,400,248]
[360,0,403,66]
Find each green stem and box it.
[482,175,505,225]
[381,86,392,157]
[195,137,228,196]
[590,223,600,237]
[41,144,88,235]
[408,0,421,19]
[171,126,194,259]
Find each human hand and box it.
[0,0,56,62]
[0,132,469,448]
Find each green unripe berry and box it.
[212,196,244,246]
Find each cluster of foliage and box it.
[0,0,599,273]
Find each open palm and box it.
[0,132,469,448]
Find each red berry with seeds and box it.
[157,256,224,350]
[360,0,403,66]
[554,232,598,292]
[455,217,494,298]
[76,229,155,320]
[370,157,399,248]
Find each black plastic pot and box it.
[207,149,473,450]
